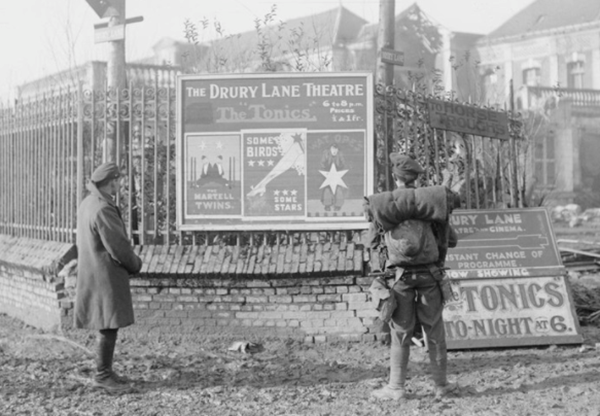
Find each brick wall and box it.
[0,235,383,342]
[126,275,380,343]
[0,235,75,330]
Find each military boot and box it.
[371,345,410,401]
[428,340,458,398]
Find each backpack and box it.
[384,220,439,267]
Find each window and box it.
[534,130,555,187]
[567,61,585,89]
[522,67,540,86]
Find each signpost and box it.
[444,208,583,349]
[177,73,374,231]
[427,98,510,140]
[85,0,143,162]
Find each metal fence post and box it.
[77,84,85,207]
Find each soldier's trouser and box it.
[96,328,118,381]
[388,269,448,387]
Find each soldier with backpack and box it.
[366,153,459,401]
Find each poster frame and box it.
[176,72,374,231]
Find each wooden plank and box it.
[276,245,286,274]
[139,245,155,274]
[254,245,265,275]
[155,245,174,275]
[304,243,315,273]
[182,245,198,274]
[321,242,332,272]
[229,245,240,275]
[291,244,301,274]
[298,243,308,274]
[158,245,177,275]
[283,244,294,274]
[199,245,213,274]
[330,241,341,272]
[168,245,185,275]
[313,243,322,272]
[268,245,279,275]
[337,242,346,272]
[191,245,206,274]
[559,246,600,259]
[285,243,294,263]
[137,245,147,262]
[243,245,258,275]
[346,242,355,261]
[177,245,193,274]
[206,245,220,274]
[235,246,246,275]
[146,245,164,276]
[135,246,146,272]
[220,246,232,275]
[261,245,272,275]
[213,245,226,274]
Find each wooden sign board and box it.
[446,208,564,279]
[444,276,583,349]
[94,24,125,43]
[444,208,583,349]
[428,98,509,139]
[381,48,404,66]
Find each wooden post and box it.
[508,79,520,208]
[104,0,127,163]
[377,0,395,190]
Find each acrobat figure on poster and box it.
[247,133,305,197]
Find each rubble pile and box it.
[558,237,600,325]
[551,205,600,228]
[569,281,600,326]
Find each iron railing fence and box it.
[374,85,525,210]
[0,84,525,245]
[0,89,79,243]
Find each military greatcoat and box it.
[74,183,142,330]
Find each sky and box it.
[0,0,536,100]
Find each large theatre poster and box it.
[176,73,374,231]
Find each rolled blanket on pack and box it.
[366,185,451,232]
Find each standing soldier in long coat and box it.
[75,162,142,393]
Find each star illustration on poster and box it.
[319,164,349,194]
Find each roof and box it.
[209,6,366,54]
[487,0,600,40]
[191,6,367,71]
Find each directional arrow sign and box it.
[457,234,549,250]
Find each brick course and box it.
[0,235,75,330]
[0,237,384,342]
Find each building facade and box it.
[475,0,600,205]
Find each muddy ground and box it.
[2,228,600,416]
[2,307,600,415]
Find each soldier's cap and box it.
[91,162,120,183]
[389,153,425,174]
